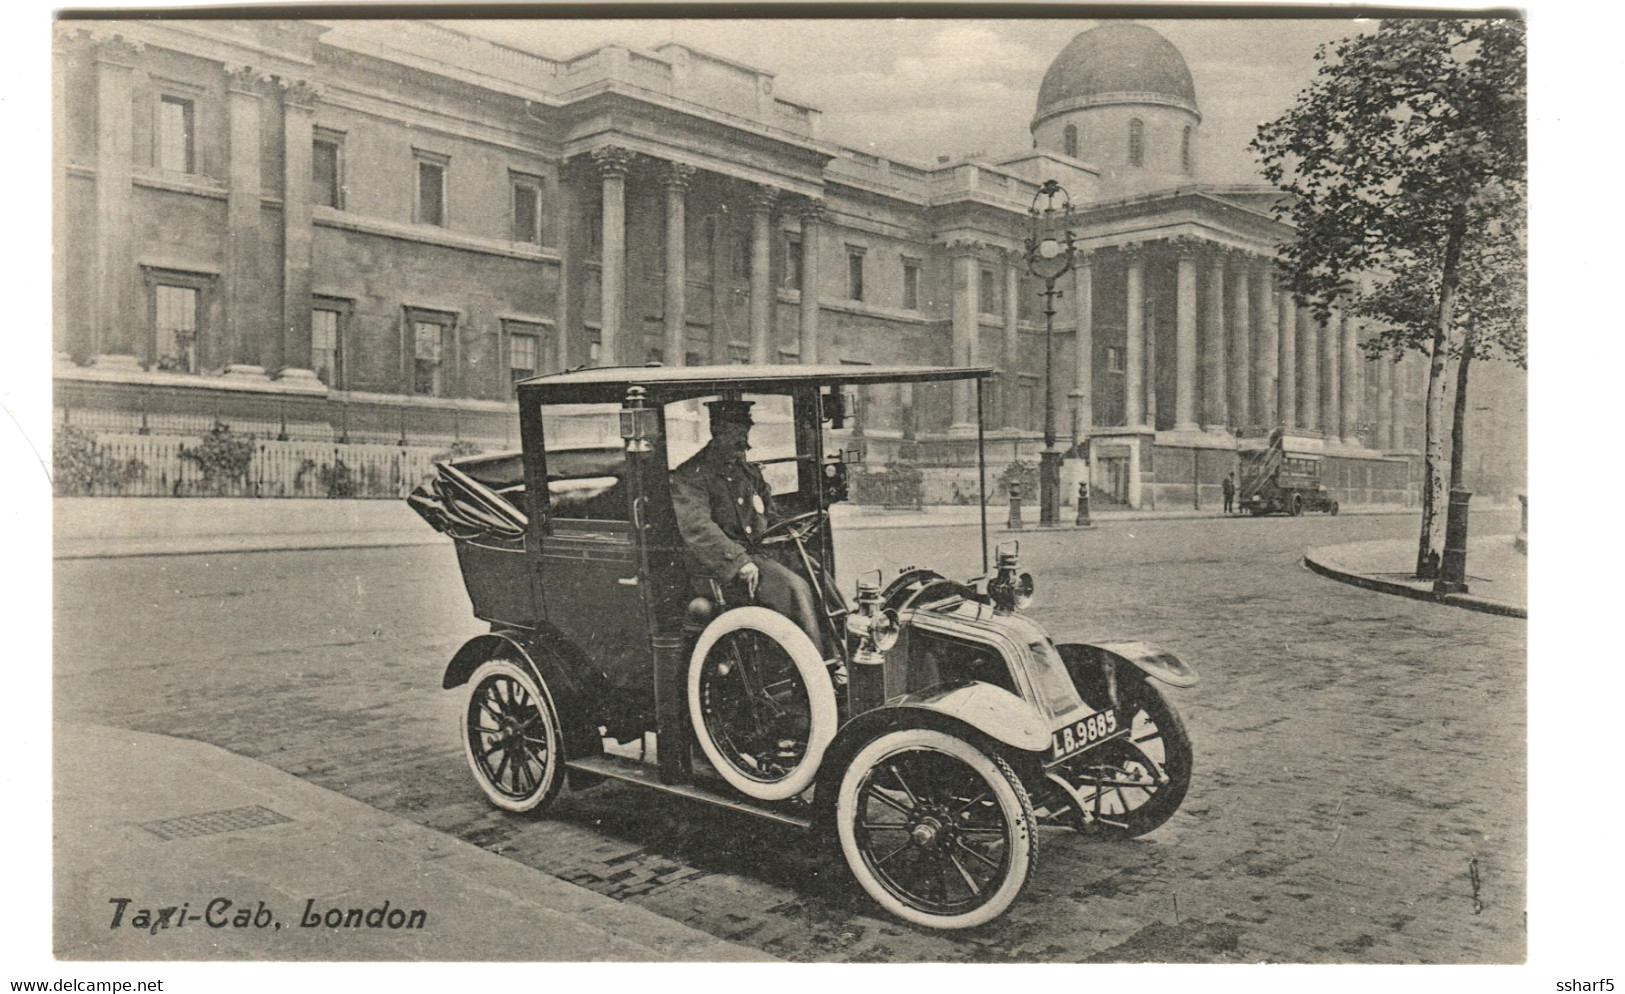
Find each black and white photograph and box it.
[12,0,1597,986]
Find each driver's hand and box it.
[738,561,760,599]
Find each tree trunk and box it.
[1449,321,1478,491]
[1415,203,1467,579]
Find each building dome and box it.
[1034,23,1199,126]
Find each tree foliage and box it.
[1252,18,1525,577]
[1252,18,1526,361]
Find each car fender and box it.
[442,629,603,765]
[810,681,1053,828]
[828,682,1053,763]
[1060,640,1199,689]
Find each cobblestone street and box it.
[53,509,1525,962]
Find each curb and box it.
[1302,548,1527,619]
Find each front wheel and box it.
[1329,499,1341,516]
[461,659,565,814]
[836,729,1036,930]
[1048,675,1192,839]
[1288,495,1302,516]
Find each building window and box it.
[784,235,803,291]
[1019,377,1040,432]
[847,247,865,301]
[153,284,199,372]
[505,320,545,395]
[311,306,344,388]
[1064,124,1079,159]
[1181,126,1193,174]
[1128,119,1144,168]
[1105,345,1125,373]
[586,327,602,364]
[728,343,750,364]
[157,96,195,174]
[412,319,448,396]
[312,137,343,209]
[902,259,920,310]
[732,231,752,279]
[979,267,998,315]
[415,151,448,226]
[511,173,544,244]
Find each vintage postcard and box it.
[22,4,1571,989]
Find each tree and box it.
[1252,18,1526,578]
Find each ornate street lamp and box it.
[1025,180,1078,527]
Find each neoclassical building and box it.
[54,19,1449,505]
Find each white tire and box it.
[688,606,837,801]
[461,659,565,813]
[836,729,1036,929]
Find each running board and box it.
[565,753,814,830]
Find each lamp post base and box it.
[1039,448,1063,526]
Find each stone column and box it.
[1255,261,1279,428]
[661,162,695,366]
[950,241,980,429]
[1321,309,1341,442]
[797,199,823,364]
[1202,248,1228,431]
[1124,246,1146,428]
[93,38,137,361]
[1298,308,1319,431]
[1277,291,1297,428]
[1004,250,1022,429]
[1070,251,1094,440]
[1388,355,1406,450]
[590,146,633,366]
[748,186,777,363]
[225,66,266,373]
[1375,351,1394,450]
[1341,313,1362,446]
[1172,238,1199,431]
[278,79,320,379]
[1229,252,1252,428]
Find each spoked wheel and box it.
[689,607,836,801]
[836,729,1036,930]
[1047,676,1191,839]
[461,659,565,813]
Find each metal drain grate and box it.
[139,805,293,841]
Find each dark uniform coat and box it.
[670,443,776,580]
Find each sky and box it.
[457,17,1371,184]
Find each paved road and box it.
[54,509,1525,962]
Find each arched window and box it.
[1181,126,1193,174]
[1063,124,1078,159]
[1128,118,1144,168]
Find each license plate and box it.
[1048,709,1121,764]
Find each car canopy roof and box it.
[518,363,994,406]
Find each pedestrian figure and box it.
[1222,472,1235,514]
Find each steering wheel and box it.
[757,509,825,548]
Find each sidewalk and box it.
[1304,533,1527,618]
[54,722,773,962]
[53,496,1425,559]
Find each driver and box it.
[670,398,829,657]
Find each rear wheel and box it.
[836,729,1036,929]
[1288,494,1302,516]
[462,659,565,813]
[1329,499,1341,516]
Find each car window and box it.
[667,393,800,496]
[541,403,628,521]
